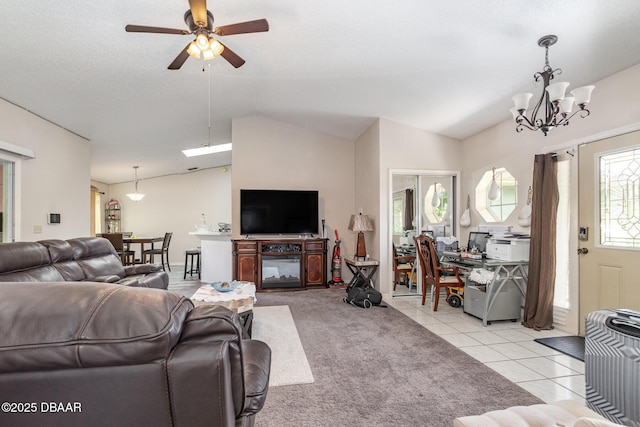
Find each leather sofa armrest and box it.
[167,340,237,427]
[124,263,162,275]
[179,305,244,344]
[238,339,271,418]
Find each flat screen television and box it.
[240,189,319,235]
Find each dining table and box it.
[123,236,164,264]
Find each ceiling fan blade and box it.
[125,24,188,35]
[168,44,191,70]
[214,19,269,36]
[219,43,245,68]
[189,0,208,27]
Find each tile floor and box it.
[387,294,585,405]
[166,267,585,405]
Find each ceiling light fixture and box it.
[182,143,232,157]
[510,35,595,136]
[181,64,232,158]
[126,166,145,202]
[186,30,225,61]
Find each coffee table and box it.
[190,282,256,338]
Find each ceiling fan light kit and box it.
[511,35,595,136]
[125,0,268,69]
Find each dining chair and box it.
[143,232,172,272]
[414,234,464,311]
[392,244,415,290]
[102,233,135,266]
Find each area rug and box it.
[534,336,585,361]
[252,305,315,387]
[254,289,542,427]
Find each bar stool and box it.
[184,248,201,279]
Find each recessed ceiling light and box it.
[181,143,232,158]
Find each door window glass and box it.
[599,146,640,248]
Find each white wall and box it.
[0,98,90,241]
[460,64,640,242]
[376,118,463,296]
[105,166,232,265]
[232,115,356,276]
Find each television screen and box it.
[240,189,319,235]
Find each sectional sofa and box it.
[0,237,168,288]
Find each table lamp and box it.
[348,213,374,259]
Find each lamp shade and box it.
[348,213,373,259]
[570,85,595,105]
[348,214,373,232]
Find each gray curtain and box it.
[522,153,558,330]
[404,189,414,231]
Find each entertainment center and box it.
[235,188,327,290]
[232,238,328,290]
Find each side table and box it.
[190,282,256,338]
[344,256,380,288]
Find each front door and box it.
[578,130,640,335]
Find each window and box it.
[393,196,404,235]
[599,146,640,248]
[475,168,518,222]
[424,183,448,223]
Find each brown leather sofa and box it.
[0,237,168,289]
[0,281,271,427]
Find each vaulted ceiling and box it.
[2,0,640,183]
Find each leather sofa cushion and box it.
[0,242,66,282]
[68,237,126,280]
[38,239,86,281]
[0,282,193,374]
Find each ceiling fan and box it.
[125,0,268,69]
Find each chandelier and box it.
[510,35,595,136]
[126,166,145,202]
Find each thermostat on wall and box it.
[48,213,61,224]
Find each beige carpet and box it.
[252,305,314,387]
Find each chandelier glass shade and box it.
[510,35,595,136]
[126,166,145,202]
[187,31,224,60]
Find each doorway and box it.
[391,170,459,298]
[578,130,640,335]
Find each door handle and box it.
[577,248,589,255]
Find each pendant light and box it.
[431,183,440,207]
[126,166,145,202]
[488,168,500,201]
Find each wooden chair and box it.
[414,234,464,311]
[393,244,415,290]
[143,232,172,272]
[102,233,135,266]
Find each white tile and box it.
[519,328,572,339]
[516,357,581,378]
[413,315,442,326]
[518,340,563,357]
[448,321,487,333]
[549,354,585,374]
[552,375,586,398]
[423,322,459,335]
[439,333,483,347]
[491,328,533,342]
[465,330,511,345]
[484,360,545,382]
[517,379,585,404]
[488,342,541,360]
[460,345,510,363]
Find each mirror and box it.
[391,172,457,298]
